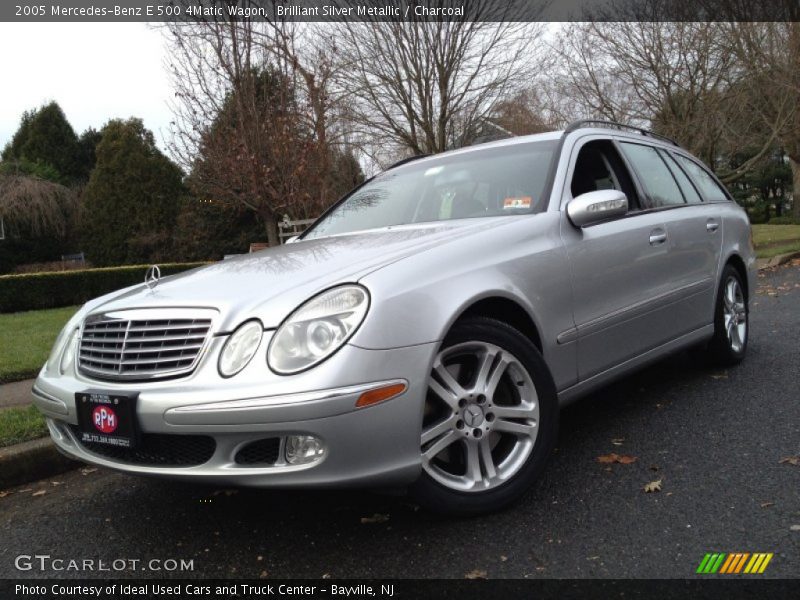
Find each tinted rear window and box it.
[661,151,703,204]
[620,142,685,208]
[674,155,729,202]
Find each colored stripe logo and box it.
[696,553,773,574]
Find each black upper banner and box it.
[3,0,800,23]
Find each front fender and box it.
[351,214,578,391]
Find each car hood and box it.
[88,218,513,331]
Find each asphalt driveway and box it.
[1,262,798,580]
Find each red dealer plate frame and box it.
[75,390,139,449]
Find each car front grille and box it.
[69,426,215,467]
[78,309,215,381]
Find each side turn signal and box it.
[355,382,408,408]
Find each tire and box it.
[409,316,558,516]
[707,264,749,366]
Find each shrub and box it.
[12,260,92,274]
[0,262,208,313]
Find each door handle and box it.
[706,219,720,233]
[649,229,667,245]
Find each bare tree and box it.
[0,172,76,238]
[556,20,739,165]
[337,5,548,162]
[489,89,558,136]
[163,11,349,244]
[721,22,800,217]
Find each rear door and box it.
[659,150,724,330]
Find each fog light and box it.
[285,435,325,465]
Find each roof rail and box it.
[564,120,681,147]
[386,154,430,170]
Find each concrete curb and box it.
[0,437,81,489]
[757,250,800,271]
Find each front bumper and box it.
[33,339,437,488]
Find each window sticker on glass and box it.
[503,196,532,210]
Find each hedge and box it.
[0,262,209,313]
[768,216,800,225]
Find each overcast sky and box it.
[0,23,173,153]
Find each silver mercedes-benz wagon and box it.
[34,121,755,514]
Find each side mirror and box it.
[567,190,628,227]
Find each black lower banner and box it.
[2,579,799,600]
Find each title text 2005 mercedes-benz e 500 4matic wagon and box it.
[34,121,754,514]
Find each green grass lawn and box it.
[0,405,48,447]
[751,224,800,259]
[0,305,78,384]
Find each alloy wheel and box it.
[723,276,747,353]
[421,341,539,492]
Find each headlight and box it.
[268,285,369,374]
[59,328,80,375]
[218,320,263,378]
[46,325,71,372]
[47,322,80,373]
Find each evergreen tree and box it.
[81,119,183,266]
[1,102,81,183]
[76,127,103,181]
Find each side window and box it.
[674,155,729,202]
[570,139,640,210]
[619,142,685,208]
[660,150,703,204]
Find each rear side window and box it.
[674,155,729,202]
[620,142,685,208]
[660,151,703,204]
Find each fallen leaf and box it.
[257,556,263,561]
[790,525,800,532]
[611,438,625,446]
[80,468,97,475]
[322,573,331,579]
[643,479,662,493]
[760,502,774,508]
[18,488,32,493]
[465,569,487,579]
[779,456,800,466]
[259,570,268,578]
[0,491,10,498]
[32,490,46,497]
[360,513,389,524]
[597,453,638,464]
[710,372,728,380]
[50,481,63,486]
[500,555,508,562]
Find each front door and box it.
[560,138,678,380]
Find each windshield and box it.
[304,140,558,239]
